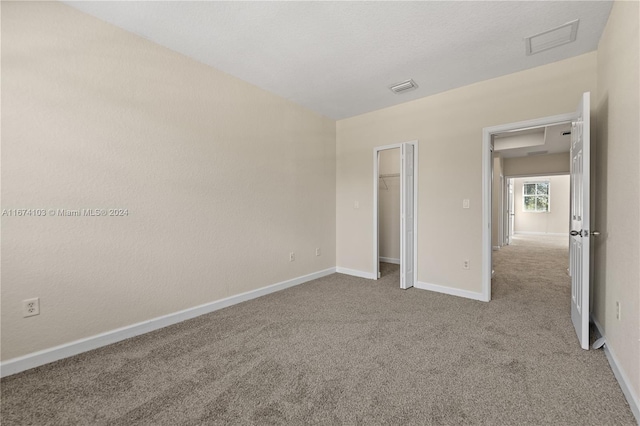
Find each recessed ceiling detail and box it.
[493,123,572,159]
[526,20,580,55]
[389,79,418,94]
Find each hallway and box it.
[493,234,569,303]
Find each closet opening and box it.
[373,141,418,289]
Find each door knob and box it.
[570,230,581,236]
[590,231,600,236]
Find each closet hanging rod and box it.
[379,173,400,178]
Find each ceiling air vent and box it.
[525,19,579,55]
[389,79,418,94]
[527,150,549,156]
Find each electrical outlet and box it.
[354,201,360,209]
[463,259,470,270]
[463,199,470,209]
[289,252,295,262]
[616,301,621,320]
[23,298,40,317]
[315,248,321,257]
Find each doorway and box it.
[482,92,592,349]
[373,141,418,290]
[378,148,401,268]
[509,175,570,237]
[482,111,575,301]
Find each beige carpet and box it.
[1,236,636,425]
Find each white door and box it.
[400,143,415,289]
[508,178,514,245]
[502,177,508,246]
[499,176,505,247]
[570,92,591,350]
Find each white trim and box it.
[415,281,487,302]
[482,112,576,303]
[379,257,400,264]
[591,317,640,423]
[482,128,493,302]
[412,142,419,288]
[336,267,376,280]
[513,231,567,236]
[0,267,336,378]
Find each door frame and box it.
[482,113,574,301]
[498,174,505,248]
[373,141,419,283]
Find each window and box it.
[523,181,550,212]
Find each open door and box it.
[499,175,505,247]
[400,143,415,289]
[507,178,514,245]
[502,177,513,246]
[483,94,593,306]
[570,92,591,350]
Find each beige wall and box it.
[513,175,570,235]
[594,1,640,398]
[503,152,570,177]
[378,149,400,260]
[337,52,597,291]
[1,2,336,361]
[491,155,504,247]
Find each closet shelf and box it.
[379,173,400,190]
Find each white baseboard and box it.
[514,231,567,236]
[591,316,640,424]
[0,267,336,378]
[415,281,487,302]
[492,246,500,251]
[379,257,400,264]
[336,267,376,280]
[604,347,640,424]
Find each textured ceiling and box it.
[64,1,613,120]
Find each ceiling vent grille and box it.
[389,79,418,94]
[527,150,549,156]
[525,20,579,55]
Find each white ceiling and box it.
[64,1,613,120]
